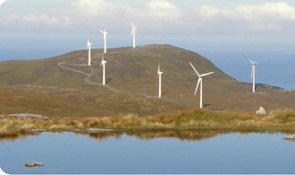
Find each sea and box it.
[0,39,294,90]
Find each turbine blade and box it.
[256,57,268,64]
[158,63,161,73]
[243,55,255,64]
[194,78,201,95]
[190,62,200,77]
[249,59,255,64]
[200,72,214,77]
[131,30,134,37]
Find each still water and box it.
[1,132,295,174]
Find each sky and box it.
[0,0,295,89]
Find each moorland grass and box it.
[1,109,295,139]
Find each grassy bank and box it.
[1,109,295,140]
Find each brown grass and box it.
[1,109,295,140]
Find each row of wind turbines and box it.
[85,24,267,109]
[87,24,137,86]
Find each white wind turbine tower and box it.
[157,64,163,98]
[190,62,214,109]
[100,28,108,54]
[87,40,92,66]
[100,55,107,85]
[131,23,137,48]
[246,56,268,93]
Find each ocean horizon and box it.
[1,44,294,91]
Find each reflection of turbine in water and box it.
[0,0,8,7]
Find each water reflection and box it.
[0,133,39,142]
[1,131,295,174]
[0,129,232,142]
[82,130,230,141]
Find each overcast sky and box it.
[1,0,295,88]
[1,0,295,57]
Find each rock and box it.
[256,106,267,115]
[25,162,43,168]
[8,113,48,120]
[284,134,295,140]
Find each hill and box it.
[0,44,294,117]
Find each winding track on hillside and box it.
[56,55,180,104]
[57,61,118,92]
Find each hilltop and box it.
[0,44,294,118]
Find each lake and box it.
[1,131,295,174]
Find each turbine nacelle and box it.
[131,25,137,36]
[87,40,92,47]
[101,60,107,65]
[101,56,107,66]
[244,55,268,65]
[157,65,163,75]
[249,59,257,65]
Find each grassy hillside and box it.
[0,44,294,117]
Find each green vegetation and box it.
[1,110,295,140]
[1,45,295,118]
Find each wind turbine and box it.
[0,0,7,7]
[190,62,214,109]
[157,64,163,98]
[100,28,108,54]
[100,55,107,85]
[245,56,268,93]
[87,39,92,66]
[131,23,137,48]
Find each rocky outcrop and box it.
[256,106,267,115]
[8,114,48,120]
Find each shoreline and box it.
[1,109,295,140]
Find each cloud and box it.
[192,2,295,36]
[235,2,295,20]
[1,1,295,38]
[4,13,71,31]
[0,0,8,7]
[72,0,132,18]
[196,5,220,18]
[68,0,182,33]
[145,0,181,21]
